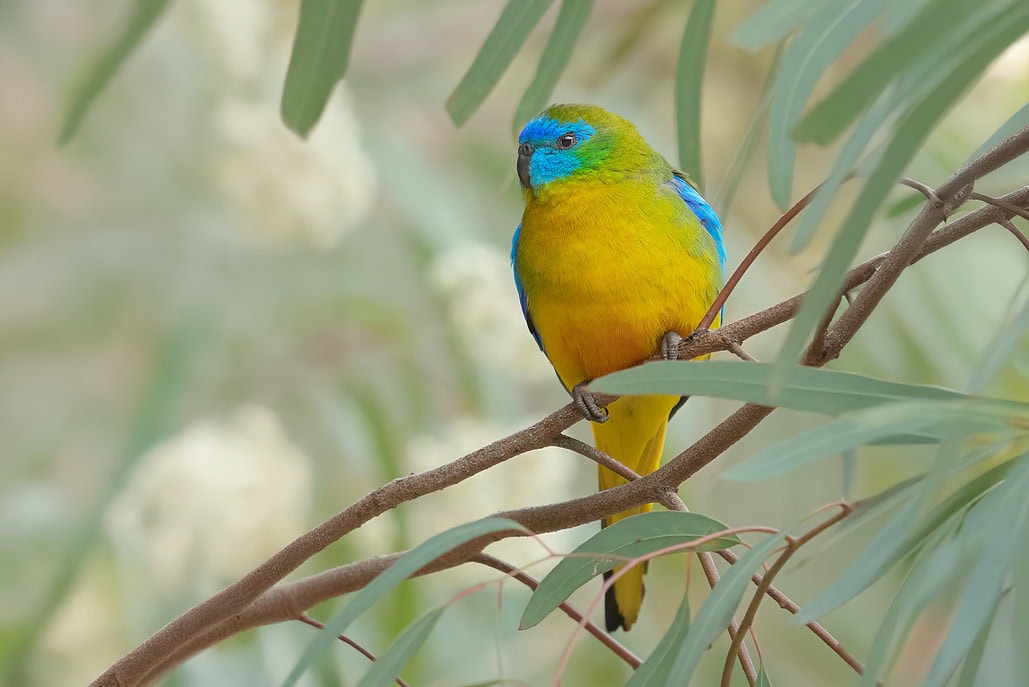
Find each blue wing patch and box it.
[669,172,726,274]
[511,224,543,350]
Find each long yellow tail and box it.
[591,393,680,631]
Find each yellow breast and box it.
[516,179,721,390]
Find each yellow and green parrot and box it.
[511,104,726,631]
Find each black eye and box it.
[556,133,577,149]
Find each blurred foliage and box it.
[1,0,1027,686]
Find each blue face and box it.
[516,117,597,189]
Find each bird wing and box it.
[511,224,543,351]
[669,170,726,276]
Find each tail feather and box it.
[592,394,677,631]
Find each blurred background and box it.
[1,1,1026,685]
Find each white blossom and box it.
[106,406,312,592]
[429,242,554,380]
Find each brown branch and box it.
[969,191,1029,222]
[93,166,1029,686]
[297,614,411,687]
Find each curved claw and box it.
[660,331,683,361]
[572,382,609,423]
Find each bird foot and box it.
[572,382,609,423]
[660,331,683,361]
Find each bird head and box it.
[516,104,649,193]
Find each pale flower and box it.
[106,406,312,592]
[429,242,554,380]
[213,91,378,248]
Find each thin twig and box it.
[551,434,640,483]
[297,614,411,687]
[719,503,855,687]
[472,554,643,669]
[726,341,758,362]
[999,218,1029,252]
[970,191,1029,222]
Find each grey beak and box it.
[517,142,533,189]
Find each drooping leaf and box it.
[520,512,737,629]
[731,0,844,49]
[841,448,857,499]
[282,518,526,687]
[919,460,1029,687]
[624,593,690,687]
[968,297,1029,393]
[795,458,1019,623]
[954,596,1000,687]
[715,42,784,218]
[592,361,965,416]
[968,100,1029,161]
[281,0,366,137]
[722,398,1018,481]
[356,608,444,687]
[446,0,554,126]
[512,0,593,132]
[772,2,1029,380]
[765,0,890,208]
[793,0,976,146]
[674,0,716,187]
[59,0,172,144]
[663,530,789,685]
[756,666,773,687]
[789,0,1017,251]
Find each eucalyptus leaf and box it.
[674,0,716,187]
[592,361,965,416]
[356,608,444,687]
[731,0,844,49]
[664,530,789,685]
[59,0,172,144]
[520,512,737,629]
[281,0,366,137]
[772,1,1029,380]
[624,593,690,687]
[446,0,554,126]
[513,0,593,132]
[282,518,526,687]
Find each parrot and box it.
[510,104,726,631]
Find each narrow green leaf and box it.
[766,0,889,208]
[520,512,737,629]
[722,399,1016,482]
[731,0,844,49]
[280,0,365,137]
[59,0,172,144]
[756,666,773,687]
[282,518,526,687]
[664,530,790,685]
[920,461,1029,687]
[954,596,1000,687]
[356,608,444,687]
[624,593,690,687]
[968,298,1029,393]
[789,0,1017,252]
[772,3,1029,378]
[796,458,1018,623]
[1012,490,1029,680]
[592,361,966,416]
[968,100,1029,161]
[446,0,554,126]
[841,448,857,499]
[793,0,975,145]
[512,0,593,132]
[714,42,784,218]
[860,524,964,687]
[674,0,716,187]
